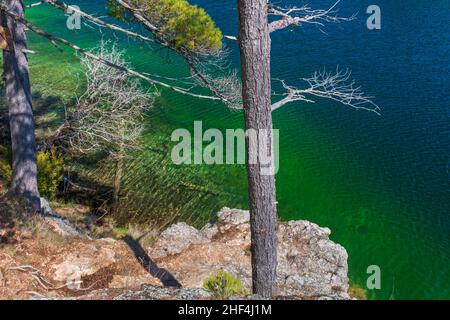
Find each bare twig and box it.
[6,265,69,290]
[7,264,100,292]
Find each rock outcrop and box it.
[148,207,349,299]
[0,207,349,300]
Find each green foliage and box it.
[114,226,129,238]
[0,146,12,188]
[0,146,64,198]
[37,148,64,199]
[107,0,222,53]
[203,270,249,299]
[0,159,12,188]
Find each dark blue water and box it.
[25,0,450,299]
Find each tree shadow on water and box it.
[122,235,182,288]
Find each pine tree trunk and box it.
[237,0,278,298]
[1,0,40,210]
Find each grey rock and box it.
[148,208,350,300]
[149,222,209,259]
[217,207,250,226]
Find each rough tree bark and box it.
[237,0,277,297]
[1,0,40,210]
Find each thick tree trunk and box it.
[237,0,278,298]
[1,0,40,210]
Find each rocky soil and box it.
[0,206,350,300]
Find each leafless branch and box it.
[25,1,44,9]
[43,0,155,44]
[194,69,242,110]
[268,0,356,33]
[271,67,381,115]
[188,50,242,109]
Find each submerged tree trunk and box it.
[237,0,278,297]
[1,0,40,210]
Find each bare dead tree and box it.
[64,42,152,156]
[64,42,153,213]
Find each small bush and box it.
[203,270,249,299]
[348,283,368,300]
[0,146,12,188]
[37,148,64,199]
[0,147,64,198]
[0,158,12,187]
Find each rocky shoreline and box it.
[1,206,350,300]
[146,208,349,299]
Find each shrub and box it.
[348,283,368,300]
[0,146,12,187]
[37,148,64,199]
[203,270,249,299]
[0,158,12,187]
[0,147,64,198]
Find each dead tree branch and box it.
[268,0,356,33]
[25,1,44,9]
[272,68,380,115]
[43,0,155,44]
